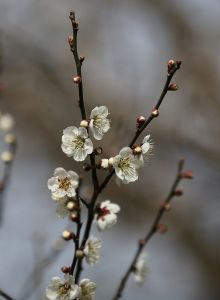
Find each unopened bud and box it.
[139,239,146,246]
[157,224,168,234]
[79,56,85,63]
[69,211,78,222]
[73,76,81,84]
[67,201,77,211]
[161,202,171,211]
[61,266,71,274]
[1,151,13,163]
[83,163,91,171]
[80,120,88,128]
[173,189,183,196]
[101,158,109,169]
[180,171,193,179]
[108,157,114,166]
[94,147,103,155]
[168,83,179,91]
[151,108,159,117]
[136,115,146,128]
[133,146,142,155]
[4,133,16,145]
[62,230,75,241]
[76,250,84,258]
[68,35,74,46]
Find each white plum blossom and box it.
[134,252,148,285]
[61,126,93,161]
[134,135,153,167]
[94,200,120,231]
[83,236,102,266]
[46,275,81,300]
[48,167,79,200]
[112,147,139,184]
[0,112,14,132]
[89,106,110,140]
[79,279,96,300]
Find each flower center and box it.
[97,206,110,220]
[73,136,85,149]
[58,177,71,191]
[59,283,71,296]
[93,117,102,128]
[118,157,130,170]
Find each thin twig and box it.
[69,12,181,281]
[112,159,191,300]
[0,140,17,227]
[0,289,14,300]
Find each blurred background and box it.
[0,0,220,299]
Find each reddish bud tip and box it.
[79,56,85,63]
[173,189,183,196]
[73,76,81,84]
[136,115,146,128]
[139,239,146,246]
[157,224,168,234]
[61,266,71,274]
[94,147,103,155]
[168,83,179,91]
[180,171,193,179]
[83,163,91,171]
[68,35,74,46]
[152,108,159,117]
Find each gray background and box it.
[0,0,220,299]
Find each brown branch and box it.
[68,12,181,281]
[112,159,193,300]
[0,289,14,300]
[0,139,17,227]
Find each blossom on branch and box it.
[134,135,153,167]
[0,112,14,132]
[134,252,148,285]
[89,106,110,140]
[84,236,102,266]
[48,167,79,199]
[79,279,96,300]
[94,200,120,231]
[62,126,93,161]
[46,275,81,300]
[112,147,139,184]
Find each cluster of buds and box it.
[167,59,182,75]
[99,157,114,169]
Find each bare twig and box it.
[0,289,14,300]
[0,139,17,226]
[112,159,193,300]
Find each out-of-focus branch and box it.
[112,159,193,300]
[0,289,14,300]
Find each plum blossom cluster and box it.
[61,106,110,161]
[100,135,153,184]
[46,275,96,300]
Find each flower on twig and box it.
[48,167,79,200]
[79,279,96,300]
[112,147,139,184]
[134,135,153,167]
[84,236,102,266]
[94,200,120,231]
[62,126,93,161]
[46,275,81,300]
[89,106,110,140]
[0,112,14,132]
[134,252,148,285]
